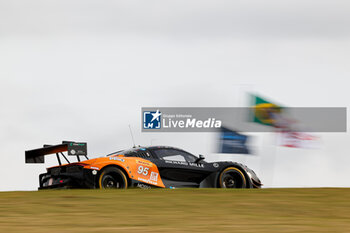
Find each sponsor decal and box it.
[150,172,158,182]
[136,159,153,167]
[165,160,204,168]
[189,162,204,168]
[165,160,188,166]
[137,177,158,186]
[109,157,125,162]
[143,110,161,129]
[67,142,87,156]
[137,183,151,189]
[90,166,100,170]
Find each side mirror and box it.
[195,154,205,163]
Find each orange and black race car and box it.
[25,141,262,189]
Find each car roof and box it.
[106,145,186,156]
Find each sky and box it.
[0,0,349,190]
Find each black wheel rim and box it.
[102,175,122,189]
[222,171,245,188]
[223,175,236,188]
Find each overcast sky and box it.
[1,0,349,190]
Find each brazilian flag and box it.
[250,94,282,127]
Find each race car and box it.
[25,141,262,189]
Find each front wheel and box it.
[98,167,128,189]
[219,167,247,188]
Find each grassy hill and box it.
[0,188,349,232]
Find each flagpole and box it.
[251,91,280,188]
[236,84,255,165]
[270,131,279,187]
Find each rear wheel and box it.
[219,167,247,188]
[99,167,128,189]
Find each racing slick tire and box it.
[219,167,247,188]
[98,167,128,189]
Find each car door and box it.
[149,148,211,188]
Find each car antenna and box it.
[128,124,136,148]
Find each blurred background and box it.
[1,0,349,190]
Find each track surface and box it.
[0,188,349,232]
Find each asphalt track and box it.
[0,188,349,232]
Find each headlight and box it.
[246,171,252,179]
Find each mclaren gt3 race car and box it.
[25,141,262,189]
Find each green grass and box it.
[0,188,349,232]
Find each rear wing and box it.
[25,141,88,165]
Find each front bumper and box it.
[245,169,262,188]
[39,166,97,190]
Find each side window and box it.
[153,149,197,162]
[163,154,187,162]
[124,150,151,158]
